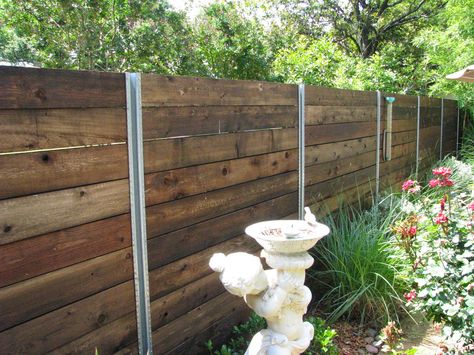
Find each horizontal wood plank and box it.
[306,122,376,145]
[146,171,298,239]
[0,248,133,332]
[0,144,128,200]
[141,75,297,106]
[143,105,297,139]
[0,67,125,109]
[0,213,131,288]
[305,86,375,106]
[0,108,126,153]
[305,105,376,125]
[144,128,297,173]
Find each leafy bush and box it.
[395,159,474,353]
[205,313,337,355]
[310,201,411,325]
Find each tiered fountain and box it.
[209,207,330,355]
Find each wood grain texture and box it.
[305,105,376,125]
[147,192,297,271]
[144,128,297,173]
[0,248,133,332]
[48,236,259,355]
[305,136,377,166]
[0,213,131,288]
[0,108,126,153]
[0,281,135,354]
[305,151,376,186]
[305,86,375,106]
[0,144,128,200]
[306,122,377,145]
[141,75,297,106]
[143,105,297,139]
[0,67,125,109]
[0,179,130,245]
[146,171,298,239]
[144,150,297,206]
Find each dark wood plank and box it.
[392,131,416,146]
[151,292,246,354]
[141,75,297,106]
[0,144,128,200]
[0,281,135,354]
[305,165,376,205]
[164,302,251,355]
[144,128,297,173]
[0,108,126,153]
[0,179,130,245]
[146,171,298,239]
[143,105,297,139]
[144,150,297,206]
[0,248,133,332]
[147,192,297,271]
[47,236,259,355]
[306,122,377,145]
[305,136,377,166]
[305,105,375,125]
[0,67,125,109]
[305,86,375,106]
[0,213,131,288]
[305,150,375,186]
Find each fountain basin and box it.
[245,220,330,254]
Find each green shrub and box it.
[205,313,337,354]
[310,201,412,325]
[396,160,474,352]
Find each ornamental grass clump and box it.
[310,201,411,325]
[395,160,474,353]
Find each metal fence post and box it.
[456,105,460,157]
[375,90,381,203]
[416,96,421,177]
[440,98,444,160]
[298,84,305,220]
[126,73,153,355]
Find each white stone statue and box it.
[209,208,330,355]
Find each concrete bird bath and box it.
[209,207,330,355]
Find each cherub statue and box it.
[209,251,314,355]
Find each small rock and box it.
[366,344,379,354]
[372,339,383,347]
[366,328,377,337]
[364,336,375,344]
[357,349,367,355]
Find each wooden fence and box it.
[0,67,460,354]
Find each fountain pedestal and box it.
[209,210,330,355]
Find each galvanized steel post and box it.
[298,84,305,220]
[456,106,460,157]
[416,96,421,177]
[126,73,153,355]
[440,99,444,160]
[375,90,382,202]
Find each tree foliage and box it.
[0,0,199,73]
[0,0,472,111]
[272,0,446,58]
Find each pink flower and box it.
[467,202,474,212]
[402,179,415,191]
[439,178,454,187]
[408,226,417,236]
[404,289,417,302]
[429,179,440,188]
[432,167,452,177]
[434,212,448,225]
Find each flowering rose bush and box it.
[395,159,474,353]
